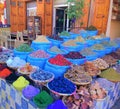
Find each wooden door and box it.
[75,0,90,29]
[10,0,26,32]
[37,0,45,34]
[0,3,4,22]
[10,0,18,32]
[37,0,53,35]
[44,0,53,35]
[17,1,26,31]
[91,0,110,34]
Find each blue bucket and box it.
[47,49,68,57]
[86,30,98,36]
[47,100,67,109]
[47,38,63,47]
[60,35,75,41]
[13,49,31,60]
[44,61,70,78]
[93,49,106,58]
[69,32,79,38]
[31,41,52,51]
[85,40,96,46]
[67,58,86,65]
[27,55,50,69]
[104,47,113,54]
[60,44,83,52]
[101,37,110,41]
[85,54,98,61]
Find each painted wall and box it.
[106,0,120,39]
[27,1,37,16]
[54,0,67,5]
[6,0,10,24]
[110,20,120,39]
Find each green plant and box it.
[66,0,85,22]
[86,25,97,31]
[60,31,70,36]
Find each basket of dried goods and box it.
[30,69,54,85]
[64,65,92,85]
[47,77,76,96]
[101,55,118,66]
[63,85,93,109]
[90,82,107,101]
[84,61,101,77]
[6,57,26,70]
[92,58,109,70]
[17,63,38,75]
[100,68,120,83]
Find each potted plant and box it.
[86,25,98,36]
[65,0,85,32]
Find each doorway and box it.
[53,6,69,34]
[110,0,120,39]
[55,7,68,34]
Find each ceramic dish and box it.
[17,66,38,75]
[47,84,77,96]
[64,73,92,85]
[29,71,54,85]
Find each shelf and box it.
[112,9,120,14]
[113,1,120,5]
[112,0,120,20]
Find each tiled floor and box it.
[111,98,120,109]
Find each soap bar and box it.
[12,76,29,91]
[22,85,40,99]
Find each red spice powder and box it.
[49,54,72,66]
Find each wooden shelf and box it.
[112,0,120,20]
[113,1,120,5]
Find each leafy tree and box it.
[66,0,85,29]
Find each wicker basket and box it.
[64,73,92,85]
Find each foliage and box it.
[66,0,85,21]
[86,25,97,31]
[60,31,70,36]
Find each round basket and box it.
[17,66,38,75]
[92,91,108,101]
[88,70,101,77]
[29,72,54,86]
[7,65,18,70]
[64,73,92,85]
[0,61,6,64]
[47,83,77,96]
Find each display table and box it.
[93,80,120,109]
[0,79,39,109]
[0,78,120,109]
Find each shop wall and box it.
[106,0,120,39]
[27,1,36,16]
[54,0,67,5]
[6,0,10,24]
[110,20,120,39]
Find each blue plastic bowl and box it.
[93,49,106,58]
[85,54,98,61]
[13,49,32,60]
[85,40,96,46]
[31,41,52,51]
[60,44,83,52]
[47,38,63,47]
[27,55,50,69]
[69,32,79,38]
[47,100,67,109]
[66,58,86,65]
[46,49,68,57]
[104,47,113,54]
[101,37,110,41]
[44,61,70,78]
[86,30,98,36]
